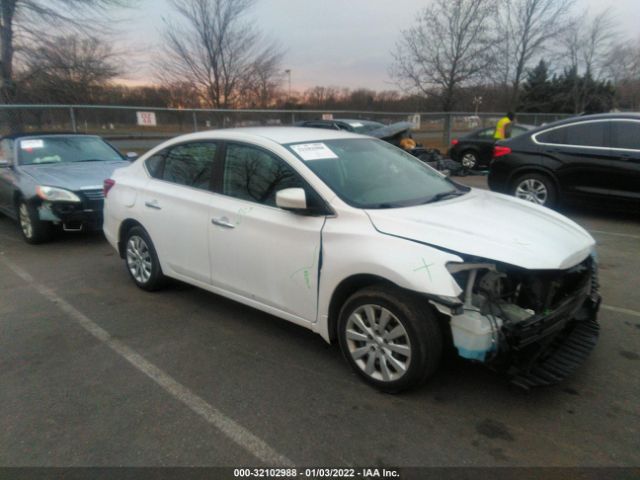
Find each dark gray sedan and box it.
[0,133,132,244]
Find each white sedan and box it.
[103,127,601,391]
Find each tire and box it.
[460,150,479,169]
[511,172,557,208]
[17,200,53,244]
[337,285,443,393]
[124,226,166,291]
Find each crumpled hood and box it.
[366,189,595,270]
[20,161,130,191]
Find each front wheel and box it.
[337,286,443,393]
[18,200,53,244]
[512,173,557,207]
[124,226,166,291]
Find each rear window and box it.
[536,121,608,148]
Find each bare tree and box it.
[561,10,618,79]
[304,86,341,108]
[496,0,575,108]
[604,42,640,85]
[158,0,285,109]
[19,34,120,104]
[557,10,619,113]
[239,44,285,108]
[604,41,640,110]
[0,0,129,106]
[391,0,496,111]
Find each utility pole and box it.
[284,69,292,102]
[473,96,483,116]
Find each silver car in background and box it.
[0,133,133,244]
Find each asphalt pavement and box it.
[1,177,639,467]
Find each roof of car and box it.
[548,112,640,126]
[176,126,364,145]
[0,131,95,140]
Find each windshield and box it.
[17,136,124,165]
[287,138,466,209]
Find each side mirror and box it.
[276,188,307,211]
[0,159,10,168]
[126,152,139,161]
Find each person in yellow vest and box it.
[494,112,515,140]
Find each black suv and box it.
[488,113,640,208]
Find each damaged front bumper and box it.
[506,297,600,389]
[441,254,601,388]
[37,190,104,232]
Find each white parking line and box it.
[1,256,293,467]
[602,304,640,318]
[588,230,640,240]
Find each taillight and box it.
[104,178,115,198]
[451,139,459,146]
[493,146,512,158]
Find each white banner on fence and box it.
[321,113,334,120]
[136,111,157,127]
[408,113,421,130]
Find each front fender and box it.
[315,212,463,340]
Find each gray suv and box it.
[0,133,132,244]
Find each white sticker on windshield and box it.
[291,143,338,161]
[20,139,44,150]
[347,122,364,127]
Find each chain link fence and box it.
[0,105,571,152]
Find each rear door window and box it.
[149,142,218,190]
[610,121,640,151]
[536,121,609,148]
[145,153,165,179]
[475,128,494,139]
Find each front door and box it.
[208,142,326,324]
[0,139,16,215]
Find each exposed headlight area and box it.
[36,186,81,203]
[441,256,600,388]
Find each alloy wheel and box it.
[345,304,412,382]
[461,153,477,169]
[515,178,548,205]
[126,235,153,284]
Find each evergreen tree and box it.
[520,60,554,112]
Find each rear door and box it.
[472,127,497,164]
[139,141,219,284]
[534,120,617,197]
[608,119,640,200]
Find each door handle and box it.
[144,200,162,210]
[211,216,235,229]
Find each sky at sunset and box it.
[114,0,640,91]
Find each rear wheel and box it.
[18,200,53,244]
[512,173,557,207]
[124,226,166,291]
[337,286,442,393]
[460,150,479,169]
